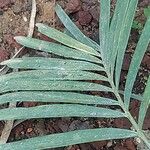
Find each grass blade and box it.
[0,104,126,120]
[1,57,105,71]
[138,76,150,129]
[36,23,100,56]
[0,128,137,150]
[0,91,119,105]
[124,16,150,109]
[15,36,101,63]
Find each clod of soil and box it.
[78,10,92,25]
[143,54,150,69]
[66,0,81,13]
[89,6,100,22]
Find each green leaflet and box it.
[0,79,112,93]
[14,36,101,64]
[0,70,108,82]
[110,0,130,76]
[0,128,137,150]
[36,23,100,56]
[144,6,150,18]
[63,28,74,38]
[99,0,110,63]
[55,4,99,50]
[115,0,138,88]
[124,16,150,109]
[0,91,119,105]
[0,104,126,120]
[138,76,150,129]
[1,57,105,71]
[119,90,143,102]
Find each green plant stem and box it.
[102,58,150,148]
[109,76,150,149]
[100,58,149,147]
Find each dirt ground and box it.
[0,0,150,149]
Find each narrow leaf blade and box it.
[1,57,105,71]
[138,76,150,129]
[124,16,150,109]
[0,128,137,150]
[14,36,101,63]
[36,23,100,56]
[0,79,112,93]
[99,0,110,62]
[115,0,138,88]
[0,91,119,105]
[119,90,143,102]
[0,70,108,82]
[0,104,126,120]
[55,4,99,50]
[110,0,130,75]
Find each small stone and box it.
[66,0,81,13]
[78,11,92,26]
[107,141,113,147]
[27,128,33,133]
[23,15,28,22]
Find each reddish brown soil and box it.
[0,0,150,149]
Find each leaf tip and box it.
[14,36,23,42]
[36,23,43,28]
[0,60,8,66]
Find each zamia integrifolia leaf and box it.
[0,0,150,149]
